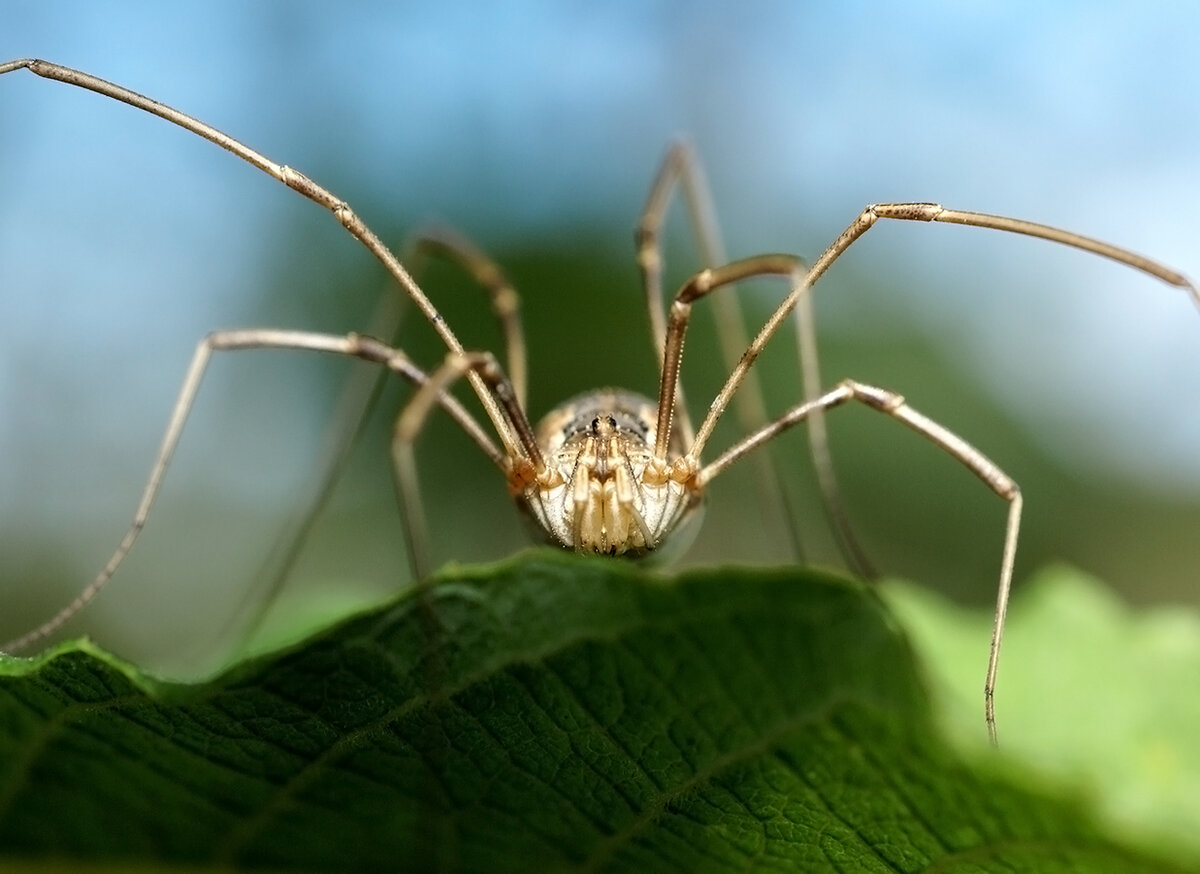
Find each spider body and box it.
[524,389,700,556]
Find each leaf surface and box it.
[0,553,1186,872]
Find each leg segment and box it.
[696,378,1021,746]
[390,350,539,579]
[637,144,818,561]
[654,254,804,462]
[640,144,877,571]
[404,227,529,409]
[813,203,1199,304]
[635,142,712,444]
[792,257,879,579]
[0,329,504,653]
[0,58,523,461]
[688,202,1199,464]
[228,290,413,651]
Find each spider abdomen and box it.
[521,389,701,555]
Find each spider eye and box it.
[607,416,617,429]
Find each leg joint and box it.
[840,379,905,411]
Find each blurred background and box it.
[2,2,1199,675]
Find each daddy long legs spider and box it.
[2,59,1196,747]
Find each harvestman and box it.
[3,59,1197,747]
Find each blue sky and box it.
[3,3,1199,660]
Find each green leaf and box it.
[884,564,1200,861]
[0,553,1187,872]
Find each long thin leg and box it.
[636,143,811,561]
[687,202,1199,462]
[404,227,529,409]
[223,292,408,652]
[696,378,1022,746]
[635,144,702,445]
[391,351,538,579]
[653,254,805,462]
[0,58,524,461]
[0,329,504,653]
[794,288,878,577]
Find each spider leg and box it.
[653,254,805,463]
[688,202,1197,466]
[0,58,524,459]
[404,227,529,409]
[808,203,1198,304]
[638,143,826,563]
[696,378,1021,747]
[0,329,503,654]
[391,350,539,580]
[221,291,409,654]
[793,281,879,578]
[680,196,1195,744]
